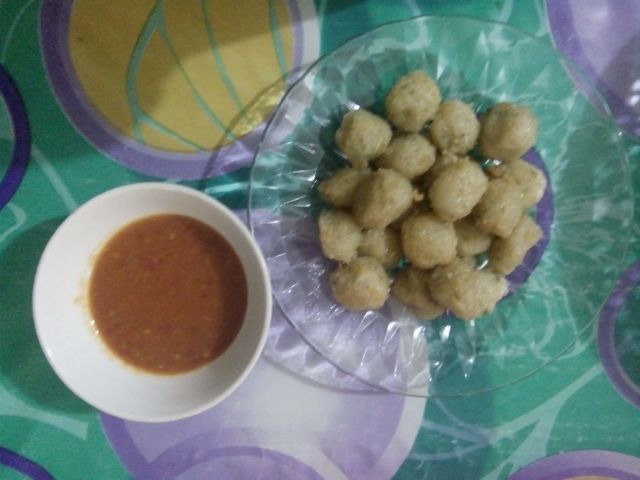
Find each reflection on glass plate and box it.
[249,16,633,396]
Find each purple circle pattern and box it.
[509,450,640,480]
[101,418,322,480]
[100,359,408,479]
[39,0,304,179]
[597,261,640,408]
[547,0,640,138]
[0,447,54,480]
[0,64,31,210]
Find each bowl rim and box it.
[247,15,633,397]
[33,182,272,422]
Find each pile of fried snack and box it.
[316,71,546,321]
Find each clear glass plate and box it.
[248,16,633,396]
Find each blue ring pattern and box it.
[0,64,31,210]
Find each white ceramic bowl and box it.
[33,183,272,422]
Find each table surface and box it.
[1,1,639,479]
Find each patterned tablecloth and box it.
[1,1,639,479]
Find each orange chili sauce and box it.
[88,214,247,374]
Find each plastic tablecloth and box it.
[1,1,639,479]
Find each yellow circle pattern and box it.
[69,0,294,152]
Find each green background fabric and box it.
[0,1,638,479]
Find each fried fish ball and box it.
[423,151,461,189]
[318,210,363,263]
[385,71,442,133]
[335,109,392,169]
[479,103,538,161]
[489,215,542,275]
[392,267,445,320]
[430,100,480,154]
[475,178,523,238]
[318,168,369,207]
[401,212,457,269]
[488,159,547,209]
[454,217,493,256]
[428,158,488,222]
[388,203,421,230]
[376,134,436,179]
[358,228,403,269]
[352,168,414,228]
[430,258,508,321]
[330,257,390,310]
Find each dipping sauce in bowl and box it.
[33,183,271,422]
[89,214,247,374]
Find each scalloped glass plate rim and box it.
[247,15,633,397]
